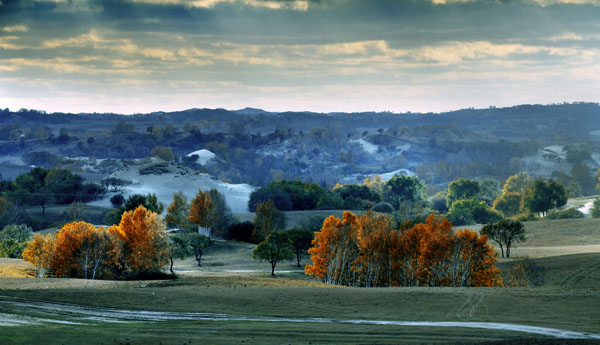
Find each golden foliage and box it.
[189,190,212,228]
[22,233,55,278]
[306,212,502,287]
[110,206,168,273]
[52,222,121,279]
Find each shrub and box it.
[506,256,545,287]
[372,202,394,213]
[110,194,125,208]
[139,163,170,175]
[546,208,585,220]
[225,221,256,243]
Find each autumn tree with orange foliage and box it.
[109,206,168,274]
[23,206,170,280]
[305,212,501,287]
[22,233,55,278]
[51,222,121,280]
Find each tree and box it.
[206,189,234,238]
[52,221,121,279]
[108,206,169,275]
[384,174,426,210]
[305,212,501,287]
[22,233,55,278]
[597,168,600,193]
[253,200,286,242]
[0,197,23,229]
[187,233,211,266]
[165,191,193,231]
[8,167,52,214]
[448,199,503,226]
[110,194,125,208]
[481,220,525,258]
[479,178,501,206]
[124,193,164,214]
[590,198,600,218]
[0,224,32,258]
[151,146,175,162]
[446,178,480,208]
[252,231,294,276]
[492,192,522,217]
[167,234,192,274]
[287,229,314,267]
[189,190,213,236]
[502,172,533,195]
[522,179,567,216]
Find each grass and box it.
[1,217,600,344]
[1,247,600,344]
[25,204,110,228]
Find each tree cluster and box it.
[305,212,501,287]
[23,206,169,280]
[3,167,105,214]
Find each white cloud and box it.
[532,0,600,5]
[2,25,28,33]
[126,0,309,10]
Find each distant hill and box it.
[1,103,598,191]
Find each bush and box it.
[546,208,585,220]
[0,224,33,258]
[506,256,545,287]
[372,202,394,213]
[225,221,256,243]
[110,194,125,208]
[514,212,539,222]
[591,198,600,218]
[139,163,170,175]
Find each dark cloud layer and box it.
[1,0,599,113]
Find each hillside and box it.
[1,103,599,192]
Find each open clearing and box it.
[1,217,599,344]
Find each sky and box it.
[0,0,599,114]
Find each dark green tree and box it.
[384,174,426,210]
[522,179,567,216]
[481,219,525,258]
[287,229,314,267]
[167,234,192,274]
[252,231,294,276]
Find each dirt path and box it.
[0,295,598,340]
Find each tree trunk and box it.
[296,250,301,267]
[271,261,276,276]
[169,256,174,274]
[506,246,511,258]
[197,249,203,266]
[41,204,45,215]
[499,245,505,258]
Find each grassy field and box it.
[1,215,599,344]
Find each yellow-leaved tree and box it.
[109,206,169,274]
[22,233,55,278]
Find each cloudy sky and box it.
[1,0,599,114]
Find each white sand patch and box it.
[88,164,254,213]
[380,169,415,180]
[187,149,215,165]
[577,201,594,216]
[352,139,379,154]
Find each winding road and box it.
[1,295,599,339]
